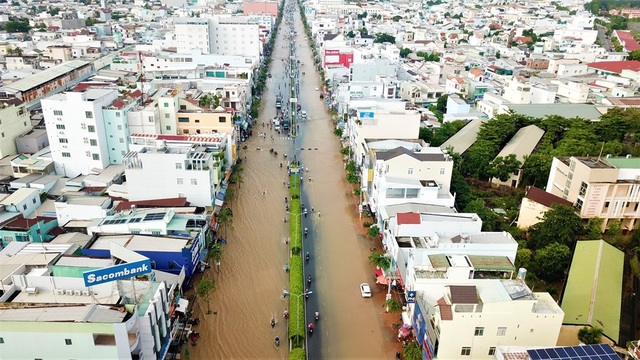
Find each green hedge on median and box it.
[290,347,306,360]
[288,254,305,346]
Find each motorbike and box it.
[307,275,312,285]
[270,316,276,328]
[283,310,289,319]
[306,252,310,262]
[315,312,319,322]
[304,228,308,237]
[275,337,280,347]
[308,324,314,334]
[187,318,200,326]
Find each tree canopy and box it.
[535,242,571,282]
[373,33,395,44]
[528,204,583,249]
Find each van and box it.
[301,111,307,118]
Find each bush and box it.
[334,128,343,137]
[363,221,372,228]
[346,172,359,183]
[288,255,305,345]
[578,326,603,344]
[290,348,306,360]
[353,188,361,196]
[368,225,380,238]
[340,146,350,155]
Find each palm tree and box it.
[403,341,422,360]
[196,278,215,314]
[224,186,236,206]
[230,163,244,188]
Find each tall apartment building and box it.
[42,89,119,177]
[174,17,261,58]
[174,18,212,54]
[546,156,640,230]
[0,101,31,158]
[103,91,142,164]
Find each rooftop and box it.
[587,60,640,74]
[604,156,640,169]
[561,240,623,343]
[440,119,486,154]
[506,104,603,120]
[495,125,545,162]
[90,234,189,252]
[5,59,90,93]
[0,304,126,323]
[376,146,446,162]
[525,186,572,208]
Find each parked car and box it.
[360,283,371,298]
[301,110,308,118]
[314,86,320,91]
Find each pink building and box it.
[243,1,278,16]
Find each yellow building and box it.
[176,98,236,136]
[517,186,572,229]
[546,156,640,230]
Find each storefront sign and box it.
[407,291,416,303]
[83,259,152,286]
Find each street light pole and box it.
[284,290,313,348]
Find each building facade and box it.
[0,102,31,158]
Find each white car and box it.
[315,86,320,91]
[360,283,372,298]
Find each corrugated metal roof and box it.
[5,59,90,92]
[561,240,623,343]
[495,124,545,162]
[440,119,487,154]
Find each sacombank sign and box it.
[83,259,152,287]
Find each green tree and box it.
[450,169,474,211]
[495,51,501,59]
[522,152,553,187]
[403,341,422,360]
[346,30,355,38]
[399,47,411,58]
[630,254,640,280]
[392,15,402,22]
[515,248,533,270]
[48,7,60,16]
[416,51,440,62]
[535,242,571,282]
[5,20,31,33]
[528,205,583,249]
[357,11,368,19]
[585,217,603,240]
[629,49,640,61]
[577,326,603,344]
[196,278,216,314]
[463,199,499,231]
[436,94,448,113]
[208,243,223,273]
[383,298,403,313]
[359,27,368,35]
[216,208,233,238]
[367,225,380,238]
[488,154,522,182]
[373,33,396,44]
[368,252,391,271]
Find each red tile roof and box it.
[437,297,453,320]
[397,212,421,225]
[115,197,189,211]
[525,186,572,208]
[614,30,640,51]
[4,216,56,230]
[587,60,640,74]
[449,285,478,304]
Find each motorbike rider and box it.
[275,336,280,347]
[315,311,320,321]
[307,275,312,284]
[308,323,314,331]
[306,252,309,261]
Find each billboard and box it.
[414,300,435,360]
[83,259,152,287]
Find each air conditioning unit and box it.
[65,290,75,295]
[74,290,82,296]
[55,289,65,295]
[82,290,91,296]
[25,287,38,294]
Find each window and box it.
[195,119,200,123]
[62,152,71,157]
[87,125,95,133]
[65,339,72,345]
[165,113,170,118]
[56,124,65,130]
[497,327,507,336]
[164,102,169,108]
[176,163,183,170]
[488,347,496,356]
[116,112,121,117]
[117,125,122,130]
[119,138,124,143]
[53,110,63,116]
[387,188,405,198]
[575,198,583,210]
[219,116,227,122]
[405,188,419,198]
[59,138,68,143]
[178,117,190,123]
[92,154,100,160]
[474,327,484,336]
[85,111,93,119]
[177,178,184,185]
[579,182,587,196]
[32,198,36,204]
[461,347,471,356]
[440,168,445,175]
[90,139,97,146]
[191,178,198,185]
[166,126,172,131]
[0,337,3,343]
[408,168,413,175]
[605,202,610,208]
[183,129,189,134]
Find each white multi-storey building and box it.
[211,16,262,58]
[174,18,212,54]
[123,144,223,207]
[42,89,119,177]
[0,101,30,158]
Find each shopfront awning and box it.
[376,275,388,285]
[175,298,189,313]
[375,268,383,277]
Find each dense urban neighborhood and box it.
[0,0,640,358]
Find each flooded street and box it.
[190,1,389,358]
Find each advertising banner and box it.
[83,259,152,287]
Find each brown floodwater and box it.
[189,1,388,359]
